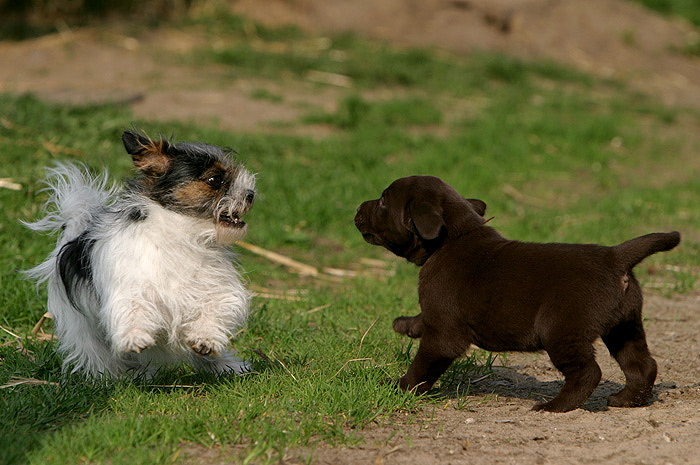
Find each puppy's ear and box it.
[409,201,444,240]
[466,198,487,217]
[122,131,173,177]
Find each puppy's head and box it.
[354,175,486,265]
[122,130,256,244]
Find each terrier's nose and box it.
[245,189,255,204]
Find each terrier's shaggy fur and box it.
[25,131,256,378]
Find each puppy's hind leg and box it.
[393,314,424,338]
[603,321,657,407]
[603,280,657,408]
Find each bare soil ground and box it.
[1,1,699,463]
[302,294,700,465]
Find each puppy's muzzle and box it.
[354,206,369,235]
[354,204,381,246]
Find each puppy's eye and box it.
[379,197,386,208]
[205,174,224,189]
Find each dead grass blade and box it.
[251,348,273,365]
[306,70,353,87]
[146,384,197,389]
[250,286,308,301]
[237,240,395,283]
[327,358,374,382]
[327,357,394,382]
[32,332,55,342]
[252,348,299,382]
[236,240,319,276]
[357,318,379,357]
[0,376,59,389]
[272,355,298,382]
[32,312,53,336]
[502,183,547,208]
[41,138,85,157]
[0,324,21,339]
[322,267,358,278]
[252,291,306,302]
[302,304,331,315]
[0,178,22,190]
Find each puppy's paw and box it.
[392,316,424,338]
[397,375,433,395]
[531,402,548,412]
[531,400,577,413]
[607,390,650,408]
[118,329,155,354]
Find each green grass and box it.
[182,10,592,92]
[631,0,700,27]
[629,0,700,55]
[2,9,700,465]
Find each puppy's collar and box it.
[483,216,495,225]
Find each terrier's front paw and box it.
[118,329,155,354]
[188,337,223,357]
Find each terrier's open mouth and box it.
[219,213,246,228]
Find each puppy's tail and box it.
[23,163,116,284]
[614,231,681,270]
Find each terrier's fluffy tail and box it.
[614,231,681,270]
[24,163,115,236]
[23,163,116,284]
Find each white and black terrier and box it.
[25,130,256,378]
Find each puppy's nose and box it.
[245,189,255,204]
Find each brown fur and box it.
[355,175,681,412]
[172,161,230,210]
[128,137,172,178]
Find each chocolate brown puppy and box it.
[354,175,680,412]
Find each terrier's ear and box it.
[466,198,487,217]
[408,201,444,241]
[122,131,173,177]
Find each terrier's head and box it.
[122,130,256,244]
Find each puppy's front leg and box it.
[393,314,424,338]
[399,328,468,394]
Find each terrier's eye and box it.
[205,174,224,189]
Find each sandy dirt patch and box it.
[301,293,700,465]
